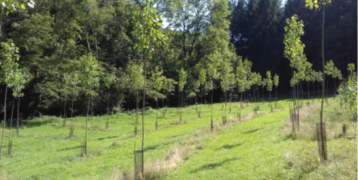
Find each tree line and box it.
[0,0,355,120]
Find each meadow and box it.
[0,98,356,180]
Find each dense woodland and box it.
[0,0,356,119]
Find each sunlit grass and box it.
[0,98,355,179]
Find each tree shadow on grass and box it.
[58,145,82,151]
[242,128,261,134]
[97,135,120,140]
[216,142,244,150]
[135,144,159,153]
[134,140,175,153]
[23,120,50,128]
[167,133,186,139]
[190,157,240,174]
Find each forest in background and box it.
[0,0,356,119]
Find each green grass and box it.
[0,98,356,180]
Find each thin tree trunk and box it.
[106,88,110,129]
[8,101,14,155]
[326,78,329,102]
[141,59,147,176]
[325,76,328,100]
[179,91,182,122]
[253,86,256,107]
[63,92,67,127]
[0,86,8,172]
[201,85,203,104]
[263,87,265,103]
[178,87,180,108]
[85,94,90,156]
[225,91,227,123]
[156,100,158,130]
[269,91,271,103]
[275,86,278,108]
[71,98,74,118]
[135,90,139,136]
[297,83,300,131]
[181,91,182,118]
[225,91,227,106]
[320,5,327,161]
[313,81,315,102]
[107,88,111,115]
[91,96,94,121]
[258,86,260,104]
[293,85,296,132]
[211,87,213,131]
[16,97,20,136]
[308,82,310,101]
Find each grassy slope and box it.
[166,110,295,180]
[1,98,356,179]
[2,100,272,179]
[166,99,357,180]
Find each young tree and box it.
[130,63,144,136]
[310,70,318,102]
[304,63,313,100]
[62,74,70,127]
[306,0,333,162]
[161,77,177,116]
[178,68,187,122]
[104,72,117,115]
[316,71,324,98]
[338,63,356,109]
[7,66,27,154]
[207,52,220,130]
[220,57,234,125]
[249,72,259,105]
[68,71,80,118]
[191,68,206,116]
[324,60,334,98]
[242,59,253,103]
[80,53,100,156]
[198,68,206,105]
[260,78,267,103]
[284,14,308,131]
[266,71,273,103]
[331,67,342,96]
[256,73,262,104]
[150,66,164,130]
[103,71,117,129]
[236,58,246,104]
[347,63,355,78]
[0,40,20,172]
[188,78,200,114]
[274,74,279,108]
[132,0,166,174]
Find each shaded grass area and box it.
[0,100,281,180]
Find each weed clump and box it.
[282,101,357,140]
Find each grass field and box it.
[0,98,356,180]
